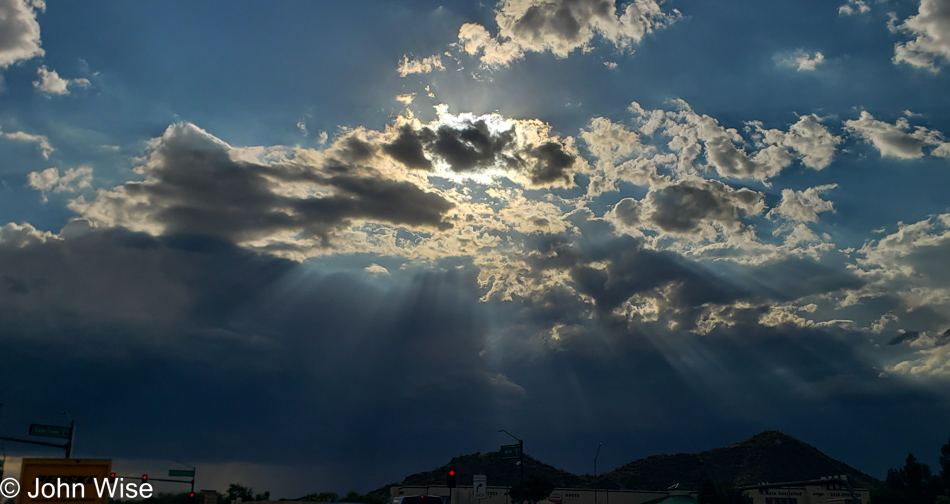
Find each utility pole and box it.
[593,443,602,504]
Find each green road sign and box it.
[501,443,521,460]
[168,469,195,477]
[29,424,71,439]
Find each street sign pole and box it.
[66,421,75,458]
[1,422,76,458]
[168,467,197,495]
[498,430,524,503]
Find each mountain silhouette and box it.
[370,430,878,498]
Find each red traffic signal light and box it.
[446,467,456,488]
[190,493,195,498]
[142,475,148,482]
[109,473,116,479]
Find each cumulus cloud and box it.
[626,100,841,183]
[892,0,950,72]
[843,111,950,159]
[837,213,950,376]
[580,116,642,168]
[767,184,838,223]
[780,50,826,71]
[0,221,54,247]
[839,0,870,16]
[608,177,766,239]
[0,125,53,159]
[70,123,456,249]
[0,0,43,70]
[27,166,93,202]
[746,115,841,170]
[32,65,91,95]
[458,0,680,67]
[397,54,445,77]
[364,263,390,276]
[888,343,950,376]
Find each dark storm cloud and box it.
[0,226,939,493]
[79,123,454,244]
[335,135,378,163]
[888,330,921,346]
[383,126,434,170]
[0,229,522,490]
[647,179,764,234]
[516,233,748,328]
[379,116,580,186]
[526,141,575,184]
[431,120,517,172]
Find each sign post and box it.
[473,475,487,499]
[1,422,75,458]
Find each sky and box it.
[1,0,950,496]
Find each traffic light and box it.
[446,467,456,488]
[109,473,116,479]
[142,474,148,483]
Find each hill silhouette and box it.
[599,430,878,490]
[370,430,878,497]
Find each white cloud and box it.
[397,54,445,77]
[32,66,90,95]
[746,115,841,170]
[838,0,870,16]
[843,111,950,159]
[0,125,53,159]
[580,116,641,168]
[781,50,826,71]
[0,221,55,248]
[296,118,307,136]
[396,93,415,105]
[767,184,838,223]
[892,0,950,72]
[841,214,950,346]
[0,0,44,70]
[458,0,680,67]
[604,61,618,69]
[364,263,390,276]
[27,166,93,202]
[628,100,840,183]
[888,343,950,376]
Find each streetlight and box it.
[498,429,524,490]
